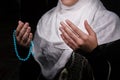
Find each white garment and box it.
[33,0,120,79]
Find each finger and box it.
[60,34,76,50]
[59,27,77,49]
[60,25,85,50]
[60,23,86,50]
[25,33,33,47]
[16,20,24,36]
[65,19,86,38]
[60,21,82,43]
[59,26,71,41]
[84,20,95,36]
[22,27,31,43]
[60,21,77,39]
[18,22,29,40]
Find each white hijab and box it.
[33,0,120,79]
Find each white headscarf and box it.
[33,0,120,79]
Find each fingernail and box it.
[59,27,64,32]
[60,21,64,25]
[59,27,62,31]
[18,20,21,24]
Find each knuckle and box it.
[65,36,70,40]
[83,36,88,41]
[64,27,68,32]
[16,29,19,33]
[19,31,23,37]
[16,37,20,42]
[69,39,73,43]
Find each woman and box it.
[15,0,120,80]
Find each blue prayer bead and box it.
[12,30,34,61]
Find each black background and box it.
[0,0,120,80]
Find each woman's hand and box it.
[16,21,33,47]
[59,19,98,52]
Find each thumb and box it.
[84,20,95,35]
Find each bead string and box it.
[13,30,34,61]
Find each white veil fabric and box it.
[32,0,120,79]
